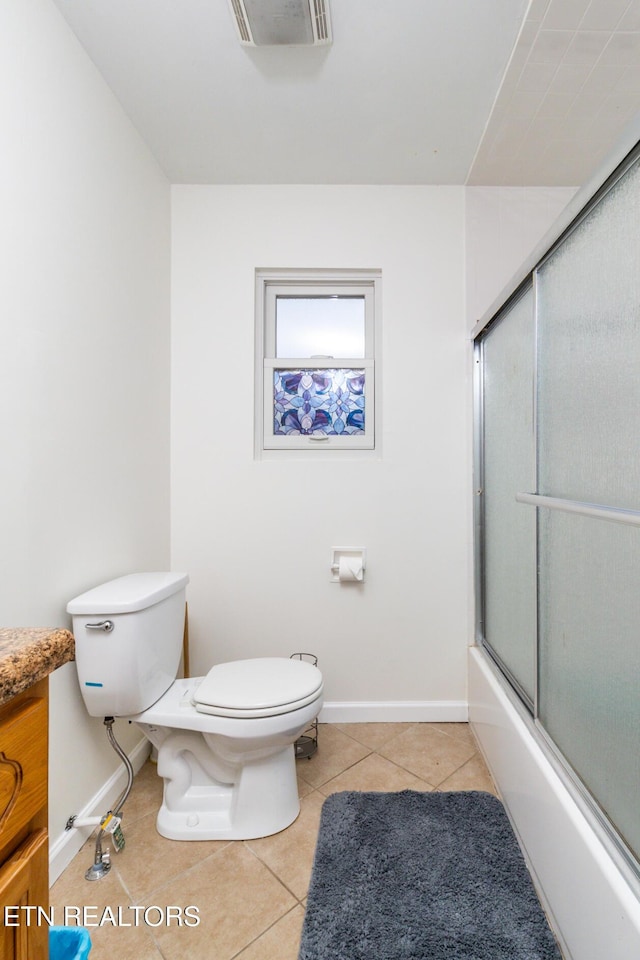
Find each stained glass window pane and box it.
[273,368,365,436]
[275,297,366,358]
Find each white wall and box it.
[171,186,470,718]
[1,0,171,873]
[465,185,577,328]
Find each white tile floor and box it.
[51,722,496,960]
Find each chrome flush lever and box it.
[85,620,114,632]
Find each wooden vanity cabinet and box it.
[0,677,49,960]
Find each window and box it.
[255,269,380,454]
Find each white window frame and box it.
[255,269,381,456]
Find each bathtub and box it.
[468,645,640,960]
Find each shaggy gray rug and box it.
[299,791,562,960]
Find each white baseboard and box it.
[318,700,468,723]
[49,738,151,884]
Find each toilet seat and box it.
[193,657,323,719]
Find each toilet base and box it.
[148,729,302,840]
[132,677,322,841]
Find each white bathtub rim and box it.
[469,645,640,960]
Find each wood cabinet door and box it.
[0,697,48,848]
[0,829,48,960]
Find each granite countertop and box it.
[0,628,75,705]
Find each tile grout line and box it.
[296,745,376,790]
[114,839,235,907]
[242,839,308,906]
[229,903,304,960]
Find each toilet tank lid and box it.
[67,572,189,614]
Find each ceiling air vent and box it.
[228,0,332,47]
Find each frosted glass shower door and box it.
[481,288,537,704]
[538,512,640,859]
[536,155,640,863]
[536,158,640,509]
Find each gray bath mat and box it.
[299,790,562,960]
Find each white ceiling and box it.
[51,0,640,187]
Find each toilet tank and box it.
[67,572,189,718]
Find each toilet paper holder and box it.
[330,547,366,583]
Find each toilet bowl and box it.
[67,573,324,840]
[131,663,323,840]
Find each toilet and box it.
[67,572,323,840]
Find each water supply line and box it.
[73,716,134,881]
[105,716,135,817]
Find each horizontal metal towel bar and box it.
[516,492,640,527]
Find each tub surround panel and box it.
[469,645,640,960]
[0,629,74,706]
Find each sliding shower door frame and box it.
[473,137,640,886]
[473,279,538,716]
